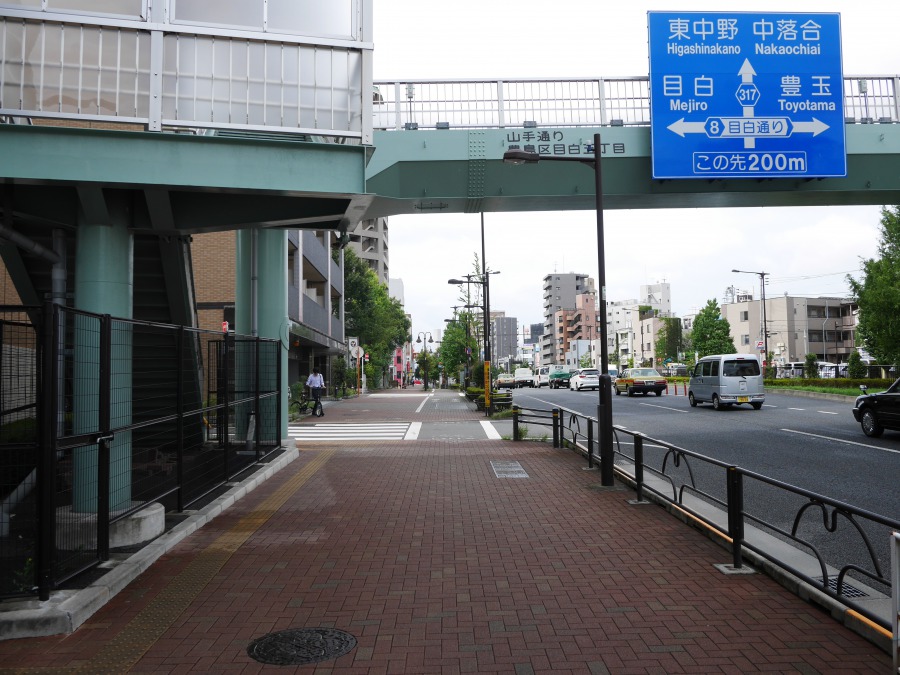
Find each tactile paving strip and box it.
[73,449,336,673]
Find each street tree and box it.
[848,205,900,366]
[847,349,867,379]
[437,313,477,383]
[344,248,411,385]
[691,299,736,358]
[654,317,684,364]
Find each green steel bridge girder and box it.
[364,126,900,218]
[0,124,371,233]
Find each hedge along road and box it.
[512,386,900,579]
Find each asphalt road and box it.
[510,384,900,582]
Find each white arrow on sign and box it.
[668,116,830,138]
[791,118,830,136]
[667,118,707,137]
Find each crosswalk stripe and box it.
[289,422,411,441]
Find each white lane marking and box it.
[369,394,430,398]
[481,421,502,440]
[290,423,411,441]
[817,411,839,415]
[290,422,409,429]
[415,395,431,413]
[404,422,422,440]
[638,402,689,413]
[788,408,805,411]
[781,429,900,455]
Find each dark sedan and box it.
[852,377,900,437]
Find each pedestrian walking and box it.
[306,367,325,417]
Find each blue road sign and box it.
[648,12,845,179]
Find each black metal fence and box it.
[512,404,900,634]
[0,303,282,600]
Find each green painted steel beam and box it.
[365,126,900,218]
[0,125,367,195]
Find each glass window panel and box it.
[267,0,354,39]
[173,0,264,30]
[47,0,143,18]
[246,41,265,124]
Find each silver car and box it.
[569,368,600,391]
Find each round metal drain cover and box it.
[247,627,357,665]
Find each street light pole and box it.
[732,269,769,368]
[415,332,433,389]
[480,213,492,415]
[504,132,614,486]
[450,270,499,416]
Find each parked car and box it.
[569,368,600,391]
[548,370,573,389]
[496,373,516,389]
[615,368,667,397]
[852,377,900,437]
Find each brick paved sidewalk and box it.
[315,386,486,423]
[0,390,889,673]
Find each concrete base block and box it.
[55,502,165,550]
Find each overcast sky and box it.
[372,1,899,341]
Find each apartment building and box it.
[608,283,672,366]
[348,217,389,284]
[541,273,596,364]
[193,229,345,386]
[493,315,519,369]
[720,294,857,365]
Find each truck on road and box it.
[514,367,534,388]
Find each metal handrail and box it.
[374,75,900,131]
[513,403,900,633]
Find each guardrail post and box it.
[726,466,744,569]
[587,418,594,467]
[38,302,56,600]
[552,408,559,448]
[635,436,645,502]
[892,531,899,671]
[512,405,519,441]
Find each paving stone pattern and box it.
[0,387,888,673]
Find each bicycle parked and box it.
[289,388,311,416]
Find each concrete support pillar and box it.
[236,229,288,440]
[72,210,134,513]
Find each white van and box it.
[688,354,765,410]
[534,364,565,388]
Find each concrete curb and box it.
[0,446,299,641]
[765,387,858,402]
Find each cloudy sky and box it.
[371,1,898,341]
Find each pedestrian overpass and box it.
[365,76,900,216]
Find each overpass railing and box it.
[374,75,900,131]
[512,404,899,639]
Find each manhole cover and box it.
[247,627,357,665]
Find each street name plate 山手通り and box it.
[648,12,845,179]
